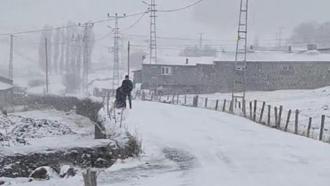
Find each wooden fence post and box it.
[284,110,291,132]
[267,105,271,126]
[274,107,278,127]
[223,99,227,112]
[193,95,199,107]
[83,169,97,186]
[184,95,187,105]
[242,100,246,117]
[106,91,110,120]
[171,95,175,104]
[249,101,253,119]
[277,105,283,129]
[253,100,257,121]
[215,100,219,110]
[176,95,180,104]
[307,117,312,138]
[259,101,266,124]
[294,110,299,134]
[229,99,234,113]
[205,98,208,108]
[319,115,325,141]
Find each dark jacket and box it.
[121,79,133,95]
[115,87,126,108]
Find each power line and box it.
[122,12,148,31]
[0,11,147,37]
[158,0,205,13]
[0,19,112,37]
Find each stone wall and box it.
[0,133,140,178]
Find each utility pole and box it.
[127,41,130,77]
[9,35,14,82]
[82,22,94,95]
[108,13,126,89]
[277,27,284,49]
[232,0,249,109]
[143,0,157,64]
[199,33,204,49]
[45,38,49,94]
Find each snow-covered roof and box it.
[156,56,215,66]
[0,81,13,91]
[152,51,330,67]
[216,51,330,62]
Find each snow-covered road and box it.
[104,101,330,186]
[7,100,330,186]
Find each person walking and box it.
[121,75,133,109]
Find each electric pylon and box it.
[232,0,249,111]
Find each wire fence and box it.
[138,91,330,144]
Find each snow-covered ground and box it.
[192,86,330,134]
[0,109,103,155]
[6,100,330,186]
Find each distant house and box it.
[134,61,330,94]
[0,76,13,109]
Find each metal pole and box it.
[9,35,14,81]
[45,38,49,94]
[128,41,130,77]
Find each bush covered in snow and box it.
[0,114,75,146]
[11,117,75,139]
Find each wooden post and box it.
[277,105,283,129]
[267,105,271,126]
[223,99,227,112]
[274,107,278,127]
[172,95,175,104]
[193,95,199,107]
[184,95,187,105]
[106,91,111,120]
[242,99,246,117]
[284,110,292,132]
[307,117,312,138]
[249,101,253,119]
[215,100,219,110]
[229,99,234,113]
[319,115,325,141]
[83,169,97,186]
[177,94,180,104]
[253,100,257,121]
[205,98,208,108]
[259,101,266,124]
[142,91,145,101]
[294,109,299,134]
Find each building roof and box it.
[0,81,13,91]
[0,75,13,91]
[216,50,330,62]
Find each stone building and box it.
[133,61,330,94]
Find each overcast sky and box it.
[1,0,330,48]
